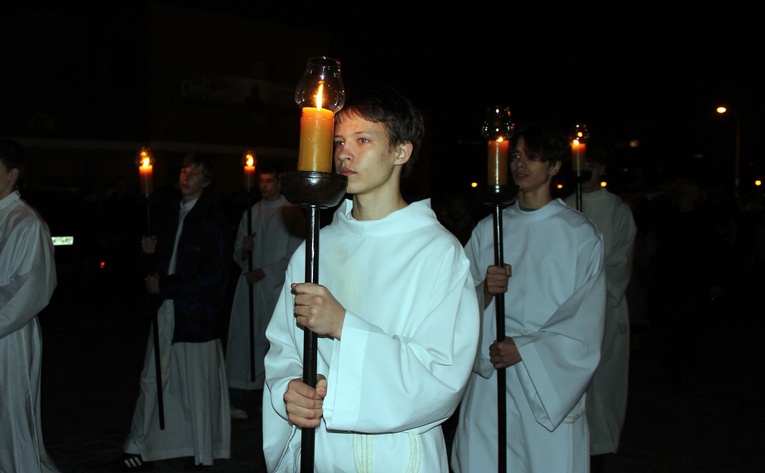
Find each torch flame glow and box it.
[315,82,324,109]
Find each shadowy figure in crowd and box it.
[451,123,607,473]
[437,192,478,246]
[262,87,479,472]
[648,177,725,385]
[563,147,637,472]
[107,152,232,471]
[225,161,304,420]
[0,139,61,473]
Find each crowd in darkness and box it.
[434,177,765,384]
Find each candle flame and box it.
[138,148,153,168]
[245,154,255,167]
[315,82,324,110]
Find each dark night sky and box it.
[320,4,764,193]
[2,2,763,194]
[150,2,765,191]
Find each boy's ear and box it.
[395,142,412,165]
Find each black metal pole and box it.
[280,170,347,473]
[300,204,320,473]
[576,170,584,212]
[246,192,256,382]
[478,184,515,473]
[492,202,507,473]
[144,196,165,430]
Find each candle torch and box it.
[135,146,165,430]
[282,56,347,473]
[570,122,590,211]
[242,150,257,382]
[479,105,515,473]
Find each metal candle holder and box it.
[135,146,165,431]
[570,122,591,212]
[290,55,346,472]
[480,105,515,473]
[242,150,257,382]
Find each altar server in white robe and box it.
[452,123,607,473]
[263,87,480,473]
[226,161,304,418]
[0,138,61,473]
[563,148,636,469]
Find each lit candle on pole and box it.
[482,106,514,187]
[487,138,510,186]
[295,56,345,174]
[479,105,515,473]
[298,83,335,172]
[243,150,257,191]
[570,123,589,173]
[135,145,164,429]
[290,56,346,473]
[137,147,154,196]
[571,140,586,172]
[569,123,590,212]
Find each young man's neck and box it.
[182,192,203,204]
[351,190,407,221]
[517,190,553,210]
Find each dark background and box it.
[1,2,762,199]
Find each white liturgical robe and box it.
[263,199,480,473]
[226,195,303,391]
[564,187,637,454]
[452,199,606,473]
[0,190,60,473]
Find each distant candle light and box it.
[569,123,589,173]
[571,139,586,172]
[137,147,154,195]
[243,150,257,191]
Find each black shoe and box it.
[104,454,155,471]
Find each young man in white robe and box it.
[226,162,304,419]
[563,149,637,472]
[0,139,61,473]
[451,123,607,473]
[262,87,480,472]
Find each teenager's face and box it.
[510,137,559,194]
[178,163,209,202]
[333,114,408,197]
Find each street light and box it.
[716,106,741,196]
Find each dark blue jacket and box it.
[150,193,231,343]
